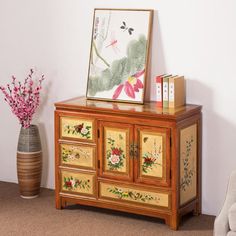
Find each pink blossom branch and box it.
[0,69,45,128]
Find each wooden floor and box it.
[0,181,215,236]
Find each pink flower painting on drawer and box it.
[63,176,91,191]
[64,123,91,139]
[106,138,125,170]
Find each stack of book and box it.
[156,74,186,108]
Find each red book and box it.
[156,75,164,107]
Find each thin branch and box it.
[92,40,110,67]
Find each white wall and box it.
[0,0,236,216]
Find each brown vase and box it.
[17,125,42,199]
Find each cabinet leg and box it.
[166,215,179,230]
[56,198,62,209]
[61,199,67,208]
[56,196,66,209]
[193,201,201,216]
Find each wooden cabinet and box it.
[55,97,202,230]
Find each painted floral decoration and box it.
[180,137,194,191]
[107,137,125,170]
[142,153,158,173]
[62,146,90,163]
[64,123,91,139]
[63,176,90,191]
[62,147,80,162]
[108,187,156,203]
[112,69,144,100]
[142,139,162,174]
[0,69,44,128]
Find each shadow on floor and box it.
[65,203,215,231]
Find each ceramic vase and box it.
[17,125,42,199]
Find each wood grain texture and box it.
[54,97,202,230]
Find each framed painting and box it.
[86,8,153,104]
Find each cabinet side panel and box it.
[180,124,197,206]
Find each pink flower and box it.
[112,84,124,100]
[133,78,144,92]
[112,69,145,100]
[109,154,120,165]
[0,69,45,128]
[124,81,135,99]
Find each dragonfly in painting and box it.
[120,21,134,35]
[106,32,120,54]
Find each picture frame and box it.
[86,8,153,104]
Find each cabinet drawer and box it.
[60,116,95,142]
[99,182,170,209]
[60,169,96,197]
[60,143,96,170]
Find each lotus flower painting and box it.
[86,9,153,104]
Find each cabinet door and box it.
[134,125,171,187]
[98,121,133,181]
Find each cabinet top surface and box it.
[55,97,201,120]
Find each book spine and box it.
[169,76,185,108]
[163,77,169,108]
[156,75,163,107]
[169,78,175,108]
